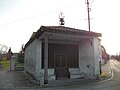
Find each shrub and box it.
[17,53,24,63]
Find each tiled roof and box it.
[25,26,102,48]
[40,26,101,36]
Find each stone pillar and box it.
[44,34,48,85]
[10,55,15,71]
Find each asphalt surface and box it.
[48,60,120,90]
[0,60,114,90]
[0,69,34,90]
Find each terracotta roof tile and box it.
[25,26,102,48]
[40,26,101,36]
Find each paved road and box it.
[47,60,120,90]
[1,60,120,90]
[0,69,33,90]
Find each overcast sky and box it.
[0,0,120,55]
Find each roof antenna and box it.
[59,12,65,26]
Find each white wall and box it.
[79,39,95,79]
[24,39,37,77]
[35,39,42,78]
[78,38,101,79]
[69,38,101,79]
[24,39,55,82]
[93,38,101,78]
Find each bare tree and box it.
[0,44,8,60]
[0,44,8,67]
[0,44,8,53]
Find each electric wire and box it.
[0,1,80,27]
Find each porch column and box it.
[44,34,48,84]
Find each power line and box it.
[0,2,79,27]
[0,10,59,27]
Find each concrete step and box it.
[14,66,24,71]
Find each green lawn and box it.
[0,60,10,70]
[0,60,24,71]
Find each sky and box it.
[0,0,120,55]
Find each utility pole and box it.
[86,0,91,32]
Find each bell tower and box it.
[59,12,65,25]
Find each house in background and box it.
[24,26,102,85]
[101,45,109,64]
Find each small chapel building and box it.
[24,26,102,85]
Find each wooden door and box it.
[55,54,69,79]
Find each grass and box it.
[0,60,10,71]
[0,60,24,71]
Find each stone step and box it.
[14,66,24,71]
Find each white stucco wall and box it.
[78,38,101,79]
[24,39,42,77]
[35,39,42,78]
[79,39,95,79]
[25,39,55,81]
[69,38,97,79]
[93,38,101,78]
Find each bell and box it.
[60,18,65,25]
